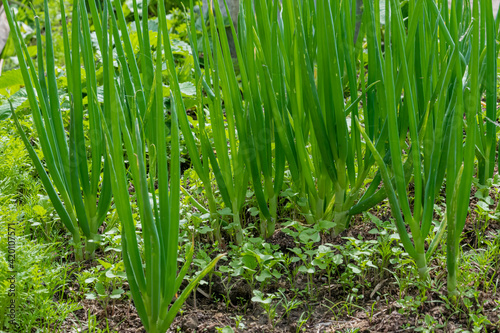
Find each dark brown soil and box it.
[58,299,145,333]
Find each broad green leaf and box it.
[0,69,24,89]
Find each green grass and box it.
[0,128,80,331]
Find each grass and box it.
[0,127,80,331]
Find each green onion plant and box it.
[447,0,486,298]
[476,0,498,184]
[189,0,398,239]
[2,0,112,260]
[98,0,224,330]
[275,0,386,234]
[181,0,250,244]
[357,0,486,296]
[184,0,288,242]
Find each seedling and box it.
[276,289,303,322]
[84,260,126,315]
[251,290,279,327]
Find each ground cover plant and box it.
[0,0,499,332]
